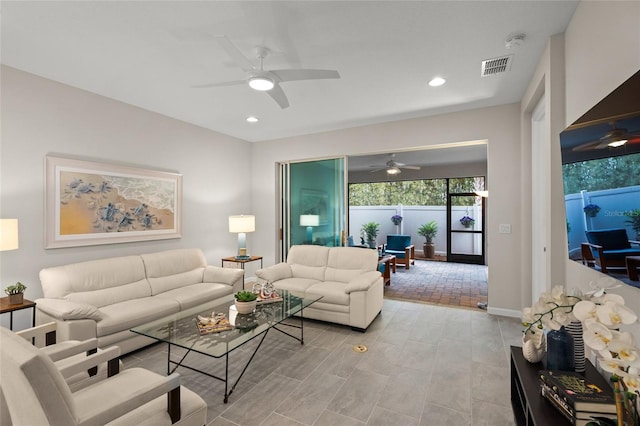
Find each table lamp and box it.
[300,214,319,244]
[229,215,255,260]
[0,219,19,251]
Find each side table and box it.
[0,297,36,330]
[221,256,264,289]
[626,256,640,281]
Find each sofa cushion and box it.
[386,234,411,251]
[97,297,180,337]
[306,281,350,306]
[155,283,234,310]
[325,247,378,283]
[270,277,319,298]
[40,256,150,307]
[146,269,206,296]
[287,245,330,280]
[142,249,208,295]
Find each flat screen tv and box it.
[560,70,640,288]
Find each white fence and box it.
[348,204,483,256]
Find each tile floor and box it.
[122,298,521,426]
[383,259,488,309]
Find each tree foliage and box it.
[349,177,483,206]
[562,153,640,194]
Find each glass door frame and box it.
[447,191,486,264]
[278,156,348,263]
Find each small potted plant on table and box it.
[5,282,26,305]
[234,290,258,314]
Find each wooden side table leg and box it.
[627,257,639,281]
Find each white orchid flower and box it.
[621,373,640,395]
[583,318,614,351]
[573,300,597,322]
[608,332,639,363]
[596,300,638,328]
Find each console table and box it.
[510,346,611,425]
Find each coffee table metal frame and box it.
[131,291,321,403]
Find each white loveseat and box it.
[36,248,244,354]
[255,245,383,331]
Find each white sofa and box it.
[36,248,244,354]
[255,245,383,330]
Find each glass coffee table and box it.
[131,290,321,403]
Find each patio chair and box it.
[0,326,207,426]
[383,234,415,269]
[582,228,640,273]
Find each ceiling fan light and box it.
[608,139,628,148]
[248,76,274,91]
[428,77,446,87]
[386,167,401,175]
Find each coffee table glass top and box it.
[131,290,321,358]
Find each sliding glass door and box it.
[279,157,347,261]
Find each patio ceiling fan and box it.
[369,154,421,175]
[572,121,640,151]
[192,36,340,109]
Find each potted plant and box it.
[417,220,438,258]
[583,203,601,217]
[459,215,475,228]
[234,290,258,314]
[391,214,403,226]
[361,221,380,248]
[5,282,26,305]
[625,208,640,239]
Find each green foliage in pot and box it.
[4,282,26,295]
[418,220,438,243]
[625,209,640,233]
[234,291,258,302]
[360,222,380,242]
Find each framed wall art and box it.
[45,155,182,248]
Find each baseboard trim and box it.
[487,306,521,318]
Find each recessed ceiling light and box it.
[428,77,446,87]
[608,139,627,148]
[246,116,259,123]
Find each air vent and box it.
[481,55,513,77]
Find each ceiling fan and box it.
[572,121,640,151]
[369,154,421,175]
[192,36,340,109]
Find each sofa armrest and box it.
[255,263,293,283]
[204,265,244,286]
[56,345,121,379]
[345,271,383,293]
[35,298,102,321]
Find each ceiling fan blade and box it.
[191,80,246,89]
[271,69,340,83]
[214,35,255,72]
[369,167,387,173]
[400,165,421,170]
[266,83,289,109]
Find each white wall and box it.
[0,66,253,328]
[562,1,640,338]
[252,103,522,315]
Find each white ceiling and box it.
[1,1,579,146]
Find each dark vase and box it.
[546,326,575,371]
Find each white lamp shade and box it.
[229,215,255,233]
[300,215,320,227]
[0,219,19,251]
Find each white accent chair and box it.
[0,327,207,426]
